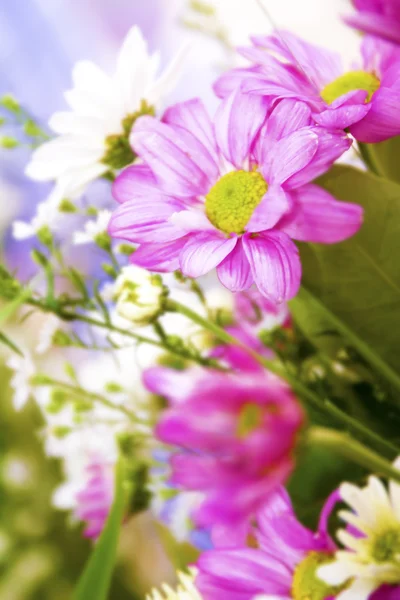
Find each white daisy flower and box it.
[12,187,63,242]
[25,26,186,197]
[6,353,36,410]
[146,569,201,600]
[102,264,165,326]
[318,460,400,599]
[73,209,111,247]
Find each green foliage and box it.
[359,139,400,184]
[291,165,400,379]
[73,461,130,600]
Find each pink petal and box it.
[131,115,218,197]
[215,89,269,169]
[313,103,370,130]
[143,367,197,403]
[349,86,400,142]
[169,209,215,233]
[260,129,318,185]
[242,232,301,302]
[163,98,218,160]
[217,239,253,292]
[246,186,292,233]
[278,184,363,243]
[213,66,265,98]
[344,12,400,45]
[264,99,312,140]
[130,238,188,272]
[180,233,238,278]
[112,164,157,204]
[285,129,352,189]
[108,197,186,243]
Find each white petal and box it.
[336,578,378,600]
[317,560,356,586]
[147,42,189,107]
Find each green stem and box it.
[358,142,384,178]
[308,426,400,483]
[166,299,399,456]
[295,287,400,396]
[38,379,138,422]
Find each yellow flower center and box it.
[292,552,348,600]
[205,170,268,235]
[371,527,400,564]
[102,100,155,170]
[236,403,264,438]
[321,71,380,105]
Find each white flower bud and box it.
[106,265,165,326]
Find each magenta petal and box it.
[215,89,269,169]
[143,367,196,402]
[314,103,370,130]
[344,12,400,45]
[130,238,188,272]
[349,86,400,142]
[180,233,238,278]
[217,239,253,292]
[213,66,265,98]
[265,99,312,140]
[246,186,292,233]
[278,184,363,243]
[163,98,218,160]
[112,164,157,204]
[131,115,218,197]
[108,198,186,243]
[261,129,318,185]
[285,129,352,189]
[242,232,301,302]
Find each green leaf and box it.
[0,331,24,356]
[0,286,32,325]
[73,461,128,600]
[359,138,400,184]
[290,165,400,381]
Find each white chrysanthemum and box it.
[12,187,63,241]
[25,26,185,196]
[318,460,400,599]
[73,210,111,246]
[102,264,165,326]
[147,570,201,600]
[6,353,35,410]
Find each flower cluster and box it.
[3,2,400,599]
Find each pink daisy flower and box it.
[196,487,339,600]
[344,1,400,46]
[74,459,114,539]
[143,366,303,530]
[109,94,362,303]
[215,32,400,142]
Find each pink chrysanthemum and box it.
[74,459,114,539]
[344,1,400,46]
[215,33,400,143]
[143,366,303,530]
[109,94,362,303]
[196,487,338,600]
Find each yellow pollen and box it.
[205,170,267,235]
[321,70,380,105]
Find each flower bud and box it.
[106,265,166,326]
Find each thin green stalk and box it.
[37,378,137,421]
[296,287,400,396]
[308,427,400,483]
[166,299,399,457]
[358,142,385,178]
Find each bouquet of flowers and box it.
[2,1,400,598]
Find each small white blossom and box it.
[25,26,185,197]
[6,353,35,410]
[12,187,63,241]
[36,314,67,354]
[318,459,400,599]
[146,569,201,600]
[103,265,165,326]
[73,209,111,246]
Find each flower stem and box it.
[166,299,399,456]
[307,426,400,483]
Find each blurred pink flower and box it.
[345,0,400,46]
[75,459,114,539]
[144,367,303,530]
